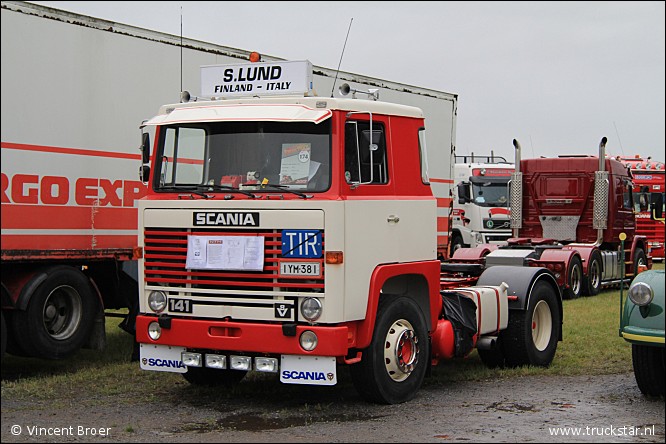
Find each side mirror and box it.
[457,182,470,204]
[651,192,663,220]
[139,132,150,183]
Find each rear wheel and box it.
[350,296,430,404]
[14,266,99,359]
[583,253,602,296]
[564,256,583,299]
[502,280,560,367]
[631,344,665,397]
[183,367,247,387]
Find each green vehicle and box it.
[620,268,665,397]
[620,193,664,397]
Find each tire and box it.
[183,367,247,387]
[582,253,602,296]
[502,281,560,367]
[450,234,465,257]
[631,344,665,397]
[563,256,583,299]
[13,266,99,360]
[633,248,647,277]
[350,296,430,404]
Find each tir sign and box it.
[281,230,322,258]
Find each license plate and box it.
[280,355,337,385]
[279,261,321,277]
[139,344,187,373]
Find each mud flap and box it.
[441,292,477,357]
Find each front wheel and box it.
[350,296,430,404]
[502,280,560,367]
[631,344,665,397]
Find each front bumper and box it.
[136,315,351,356]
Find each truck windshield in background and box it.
[155,120,331,192]
[469,176,509,207]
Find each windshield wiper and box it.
[158,186,211,199]
[195,184,257,199]
[245,183,312,199]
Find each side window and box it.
[344,120,388,185]
[621,178,634,211]
[160,127,206,186]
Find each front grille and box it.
[144,228,325,295]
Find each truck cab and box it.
[451,155,514,253]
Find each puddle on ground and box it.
[176,410,383,433]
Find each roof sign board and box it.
[201,60,314,98]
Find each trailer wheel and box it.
[183,367,247,387]
[502,280,560,367]
[583,252,602,296]
[350,296,430,404]
[13,266,99,360]
[564,256,583,299]
[631,344,665,397]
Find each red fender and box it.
[354,261,441,350]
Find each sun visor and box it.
[145,103,332,126]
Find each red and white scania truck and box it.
[454,139,651,300]
[135,58,563,404]
[451,154,514,254]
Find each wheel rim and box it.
[531,300,552,352]
[384,319,419,382]
[570,262,582,295]
[589,259,601,289]
[42,285,83,340]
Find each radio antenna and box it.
[330,18,353,98]
[180,7,183,94]
[613,121,625,155]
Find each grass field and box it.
[2,263,663,403]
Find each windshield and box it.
[470,179,509,207]
[154,120,331,193]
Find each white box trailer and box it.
[0,0,457,359]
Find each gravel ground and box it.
[2,371,664,443]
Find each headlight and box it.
[628,282,654,306]
[300,330,318,351]
[300,297,322,322]
[148,291,167,313]
[147,322,161,340]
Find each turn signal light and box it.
[326,251,343,264]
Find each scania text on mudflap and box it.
[135,58,562,404]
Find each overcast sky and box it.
[31,1,665,162]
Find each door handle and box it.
[387,215,400,223]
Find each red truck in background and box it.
[615,155,665,262]
[454,138,650,300]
